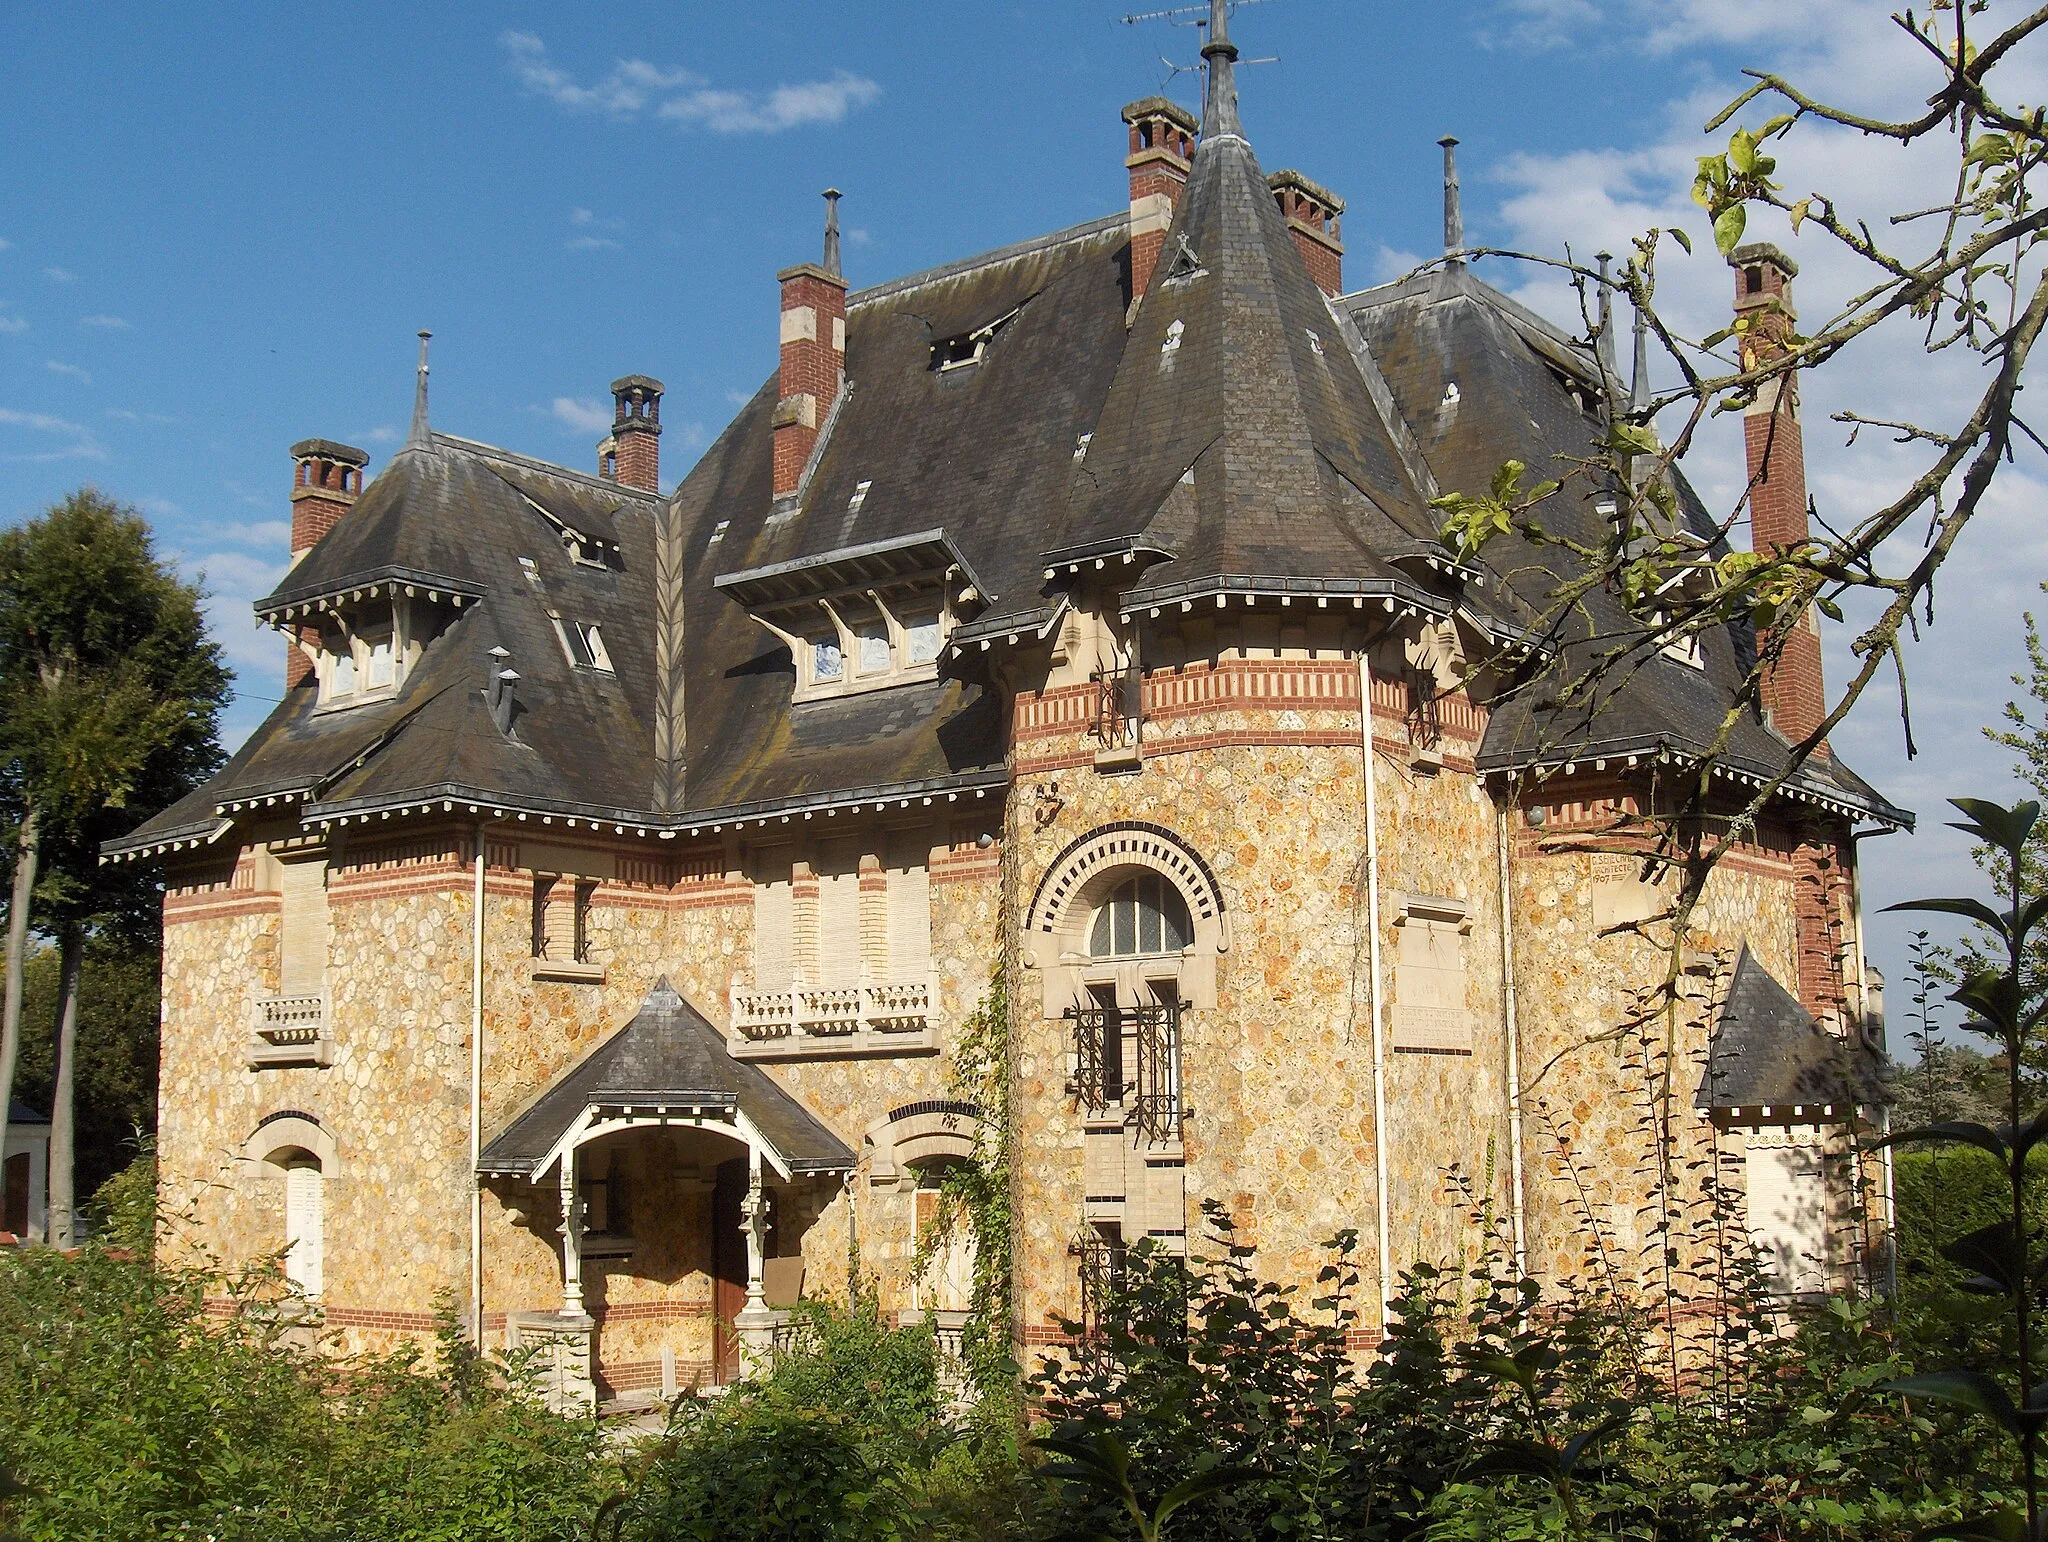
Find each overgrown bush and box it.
[0,1242,607,1541]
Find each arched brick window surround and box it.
[241,1109,339,1172]
[1025,821,1229,1014]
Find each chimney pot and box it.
[1267,169,1346,296]
[1123,97,1200,305]
[607,375,663,491]
[285,438,370,692]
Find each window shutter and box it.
[815,840,862,990]
[753,847,794,990]
[887,832,931,980]
[284,1162,324,1297]
[278,859,329,996]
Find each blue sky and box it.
[3,1,2044,1011]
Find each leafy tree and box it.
[0,489,227,1241]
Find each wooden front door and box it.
[711,1158,748,1384]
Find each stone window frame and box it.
[1025,822,1229,1018]
[240,1111,338,1301]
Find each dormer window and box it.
[330,647,357,697]
[928,308,1020,373]
[713,530,991,706]
[556,618,614,673]
[363,631,395,691]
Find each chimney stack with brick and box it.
[1730,242,1824,752]
[604,375,663,492]
[1123,98,1199,304]
[287,438,369,690]
[773,190,848,502]
[1268,170,1345,296]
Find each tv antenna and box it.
[1120,0,1279,91]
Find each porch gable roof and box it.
[476,978,854,1178]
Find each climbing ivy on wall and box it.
[927,964,1017,1417]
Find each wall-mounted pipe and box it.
[1497,796,1528,1273]
[1359,652,1394,1327]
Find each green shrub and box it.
[0,1244,607,1541]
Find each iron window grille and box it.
[1090,660,1142,751]
[1404,667,1443,751]
[1068,1001,1180,1139]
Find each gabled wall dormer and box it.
[259,576,478,710]
[714,530,988,704]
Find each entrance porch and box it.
[478,979,854,1412]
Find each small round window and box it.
[1088,872,1192,959]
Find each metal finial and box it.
[1438,136,1464,261]
[1202,0,1242,139]
[1631,302,1651,415]
[822,188,843,278]
[407,330,432,449]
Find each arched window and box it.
[1088,872,1191,959]
[282,1153,324,1298]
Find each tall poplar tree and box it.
[0,491,227,1240]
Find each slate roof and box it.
[110,49,1905,861]
[1695,947,1889,1111]
[476,978,854,1178]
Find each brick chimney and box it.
[606,375,663,492]
[1730,242,1823,752]
[774,190,848,501]
[287,439,368,690]
[1269,170,1345,295]
[1123,98,1198,304]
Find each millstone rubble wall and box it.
[163,813,999,1377]
[159,636,1868,1379]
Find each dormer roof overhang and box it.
[1039,534,1178,583]
[257,565,484,626]
[713,528,992,613]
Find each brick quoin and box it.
[285,439,368,690]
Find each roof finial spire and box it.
[1594,253,1617,386]
[1438,136,1464,262]
[822,188,843,278]
[407,330,432,449]
[1202,0,1242,139]
[1630,298,1651,414]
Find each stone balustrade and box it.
[729,977,939,1059]
[247,994,334,1068]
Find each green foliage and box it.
[929,966,1019,1417]
[0,1242,607,1541]
[602,1298,1036,1542]
[8,936,159,1199]
[85,1134,156,1258]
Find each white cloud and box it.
[0,313,24,335]
[0,406,103,461]
[550,396,613,434]
[79,314,129,330]
[0,238,11,251]
[41,267,75,284]
[44,360,90,384]
[1468,0,2048,991]
[105,407,175,423]
[566,234,619,252]
[359,423,402,444]
[502,31,879,134]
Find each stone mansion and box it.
[113,5,1905,1409]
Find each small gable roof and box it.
[1696,947,1888,1112]
[476,979,854,1179]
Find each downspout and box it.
[470,824,486,1344]
[1849,834,1895,1295]
[1359,652,1394,1328]
[1497,792,1528,1273]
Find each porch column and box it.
[559,1148,586,1318]
[734,1146,778,1367]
